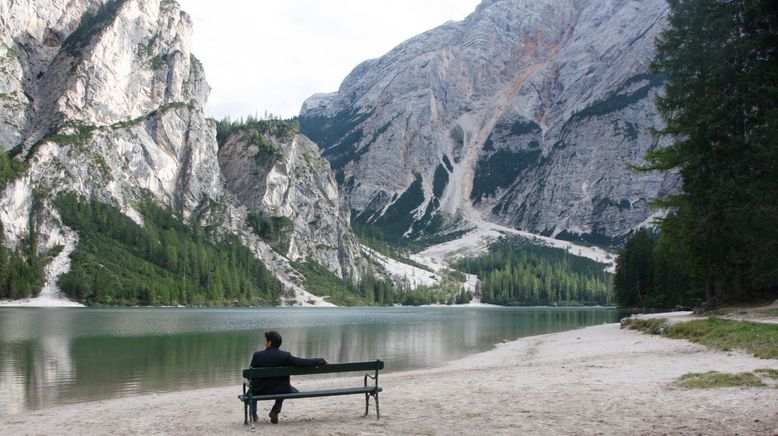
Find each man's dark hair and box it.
[264,330,282,348]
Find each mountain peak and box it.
[300,0,676,246]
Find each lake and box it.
[0,306,623,415]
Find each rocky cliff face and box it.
[1,0,222,246]
[300,0,679,244]
[0,0,360,302]
[217,126,360,279]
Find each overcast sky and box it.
[176,0,481,120]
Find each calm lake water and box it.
[0,306,623,415]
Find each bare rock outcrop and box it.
[300,0,679,244]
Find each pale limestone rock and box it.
[0,0,360,304]
[218,129,361,279]
[300,0,679,243]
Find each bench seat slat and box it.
[239,386,382,401]
[242,360,383,378]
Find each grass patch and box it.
[680,371,765,388]
[755,368,778,380]
[665,318,778,359]
[622,318,668,335]
[626,316,778,359]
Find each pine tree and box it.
[613,229,655,308]
[639,0,778,304]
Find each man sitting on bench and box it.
[248,330,328,424]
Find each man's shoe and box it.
[269,411,279,424]
[251,413,259,423]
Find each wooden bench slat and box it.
[242,360,384,378]
[239,386,382,401]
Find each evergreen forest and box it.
[616,0,778,309]
[455,238,613,306]
[54,194,284,306]
[215,114,298,148]
[290,257,471,306]
[0,229,45,300]
[613,228,694,309]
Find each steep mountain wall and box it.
[300,0,679,244]
[0,0,361,303]
[1,0,222,247]
[218,126,360,279]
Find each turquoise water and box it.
[0,306,622,415]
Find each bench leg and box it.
[364,392,380,419]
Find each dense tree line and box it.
[630,0,778,306]
[215,114,298,148]
[290,259,398,306]
[0,228,44,300]
[0,192,45,300]
[613,229,695,309]
[55,194,283,306]
[397,280,472,306]
[455,238,613,306]
[291,258,407,306]
[0,154,42,298]
[292,257,471,306]
[0,151,28,191]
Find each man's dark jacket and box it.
[249,346,325,394]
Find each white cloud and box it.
[176,0,481,119]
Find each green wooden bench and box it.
[238,360,384,429]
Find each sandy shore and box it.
[3,316,777,435]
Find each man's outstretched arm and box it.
[288,354,327,367]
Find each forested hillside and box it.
[456,238,613,306]
[55,194,284,306]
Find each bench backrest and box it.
[243,360,384,379]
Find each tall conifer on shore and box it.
[638,0,778,304]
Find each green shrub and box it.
[246,210,293,253]
[0,151,28,191]
[62,0,126,57]
[432,164,448,199]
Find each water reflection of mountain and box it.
[0,307,621,415]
